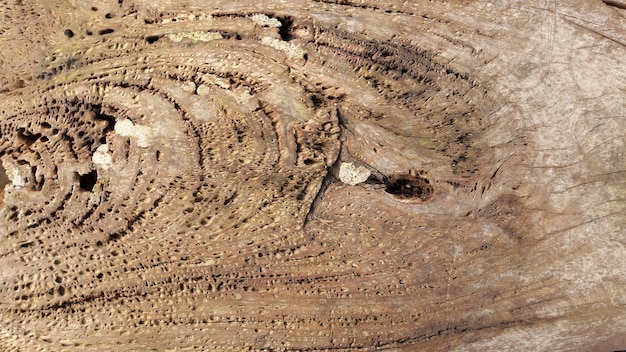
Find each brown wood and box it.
[1,1,625,350]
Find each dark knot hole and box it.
[384,173,434,202]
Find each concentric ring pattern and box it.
[0,2,499,350]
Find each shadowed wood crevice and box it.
[0,1,625,351]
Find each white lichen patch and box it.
[182,81,197,93]
[196,84,211,96]
[250,14,282,28]
[261,37,305,59]
[114,119,151,148]
[167,31,223,43]
[10,168,26,188]
[1,159,33,189]
[92,144,113,170]
[337,162,371,186]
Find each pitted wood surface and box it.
[1,1,626,351]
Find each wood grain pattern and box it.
[0,1,625,350]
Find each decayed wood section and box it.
[0,1,625,350]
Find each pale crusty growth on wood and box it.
[0,1,626,351]
[336,161,371,186]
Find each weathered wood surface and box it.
[1,0,625,350]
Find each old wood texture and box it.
[1,0,626,351]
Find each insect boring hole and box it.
[384,172,434,202]
[77,170,98,192]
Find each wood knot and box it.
[384,170,434,202]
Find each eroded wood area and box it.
[1,1,626,351]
